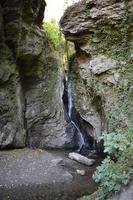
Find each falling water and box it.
[68,81,73,118]
[71,121,85,151]
[67,79,85,151]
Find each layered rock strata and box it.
[0,0,69,149]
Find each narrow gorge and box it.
[0,0,133,200]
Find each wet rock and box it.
[68,152,95,166]
[64,122,77,148]
[0,149,100,200]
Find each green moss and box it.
[90,12,133,131]
[76,8,133,200]
[91,12,133,57]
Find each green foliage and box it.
[43,18,64,50]
[93,157,131,193]
[91,15,133,131]
[92,129,133,199]
[79,9,133,200]
[43,19,75,70]
[100,132,130,155]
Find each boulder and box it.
[68,152,95,166]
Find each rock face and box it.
[0,1,25,148]
[0,0,70,149]
[60,0,133,140]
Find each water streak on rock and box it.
[67,78,85,151]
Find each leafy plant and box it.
[92,129,133,198]
[43,18,64,50]
[100,132,130,155]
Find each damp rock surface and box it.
[0,149,101,200]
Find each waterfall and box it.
[67,79,85,151]
[68,81,73,118]
[71,121,85,151]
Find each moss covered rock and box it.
[60,0,133,139]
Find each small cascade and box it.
[63,71,99,155]
[71,121,85,151]
[66,77,86,152]
[68,81,73,118]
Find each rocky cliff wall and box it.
[0,0,69,149]
[60,0,133,140]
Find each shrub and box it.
[100,132,130,156]
[43,18,64,50]
[92,129,133,198]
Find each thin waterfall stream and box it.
[63,69,98,155]
[67,80,85,151]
